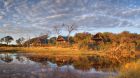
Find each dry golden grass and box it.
[0,46,136,59]
[117,59,140,78]
[0,47,95,56]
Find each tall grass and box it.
[117,59,140,78]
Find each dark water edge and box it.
[0,52,118,78]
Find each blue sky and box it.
[0,0,140,40]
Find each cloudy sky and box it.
[0,0,140,39]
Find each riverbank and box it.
[0,47,95,55]
[0,47,138,66]
[0,46,137,58]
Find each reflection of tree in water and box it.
[27,56,48,65]
[50,59,73,67]
[27,56,73,67]
[56,61,72,67]
[21,55,119,72]
[0,53,13,63]
[16,56,25,62]
[73,57,92,71]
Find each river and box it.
[0,52,117,78]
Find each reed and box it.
[117,59,140,78]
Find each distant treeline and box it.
[1,31,140,51]
[23,31,140,51]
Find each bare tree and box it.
[46,30,52,36]
[52,25,62,36]
[63,23,78,43]
[40,30,51,37]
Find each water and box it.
[0,53,117,78]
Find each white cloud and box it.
[0,0,140,36]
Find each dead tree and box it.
[53,25,62,36]
[63,23,78,44]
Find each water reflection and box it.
[73,57,92,71]
[0,53,13,63]
[0,53,117,78]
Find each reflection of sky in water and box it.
[0,53,35,64]
[0,53,117,77]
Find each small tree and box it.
[63,23,78,44]
[2,36,14,45]
[16,37,25,46]
[74,32,92,49]
[52,25,62,37]
[0,38,4,44]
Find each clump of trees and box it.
[0,36,26,47]
[23,30,140,52]
[0,36,14,45]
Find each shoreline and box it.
[0,46,138,65]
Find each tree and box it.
[63,23,78,43]
[49,37,57,45]
[39,30,51,38]
[1,53,13,63]
[74,32,92,49]
[0,38,4,44]
[16,37,25,46]
[2,36,14,45]
[53,25,62,36]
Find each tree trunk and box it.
[67,33,70,45]
[6,42,8,45]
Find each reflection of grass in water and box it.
[27,55,120,72]
[73,56,92,71]
[25,51,130,71]
[72,56,120,72]
[117,59,140,78]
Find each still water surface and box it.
[0,53,117,78]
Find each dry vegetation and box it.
[117,59,140,78]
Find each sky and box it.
[0,0,140,40]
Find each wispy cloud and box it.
[0,0,140,36]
